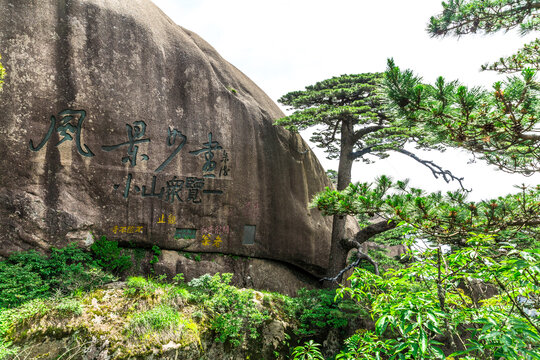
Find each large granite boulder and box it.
[0,0,334,277]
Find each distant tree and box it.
[275,73,464,281]
[325,169,338,186]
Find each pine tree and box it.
[276,74,464,281]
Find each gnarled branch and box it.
[321,249,380,283]
[395,148,470,192]
[322,219,396,283]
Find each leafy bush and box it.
[336,234,540,359]
[188,273,270,347]
[91,236,132,273]
[150,245,161,264]
[0,263,49,308]
[335,330,391,360]
[0,299,49,339]
[292,288,360,337]
[292,340,324,360]
[0,244,115,308]
[124,276,160,298]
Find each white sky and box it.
[152,0,540,201]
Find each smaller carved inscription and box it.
[112,225,144,234]
[174,228,197,240]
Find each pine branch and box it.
[321,219,395,283]
[395,148,470,191]
[429,0,540,37]
[349,146,374,160]
[321,249,380,283]
[352,125,388,143]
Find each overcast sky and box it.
[152,0,540,201]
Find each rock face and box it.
[0,0,333,277]
[153,251,319,296]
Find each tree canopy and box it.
[301,1,540,357]
[276,74,397,164]
[275,73,466,189]
[385,60,540,174]
[384,1,540,175]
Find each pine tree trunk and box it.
[325,120,354,286]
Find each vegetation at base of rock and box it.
[91,236,133,274]
[0,252,368,359]
[0,244,116,308]
[292,288,363,337]
[125,304,194,337]
[187,273,271,346]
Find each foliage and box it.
[150,245,161,265]
[385,0,540,174]
[483,38,540,72]
[91,236,132,273]
[0,262,49,309]
[384,59,540,175]
[187,273,270,347]
[291,340,325,360]
[314,175,540,357]
[428,0,540,37]
[313,176,540,248]
[0,244,115,308]
[54,298,83,317]
[326,169,338,186]
[292,288,362,337]
[335,233,540,359]
[335,330,391,360]
[0,299,49,358]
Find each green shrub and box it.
[0,244,115,308]
[292,288,359,337]
[91,236,132,273]
[0,263,49,308]
[172,273,185,285]
[188,273,269,347]
[124,276,154,297]
[0,298,49,337]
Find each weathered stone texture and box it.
[0,0,333,277]
[153,250,319,296]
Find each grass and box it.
[126,304,189,336]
